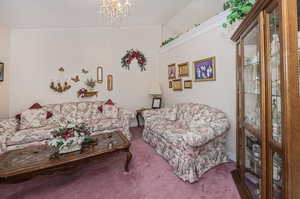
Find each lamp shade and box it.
[149,82,162,96]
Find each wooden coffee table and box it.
[0,131,132,184]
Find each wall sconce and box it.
[50,81,71,93]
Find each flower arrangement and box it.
[77,88,88,98]
[121,49,147,71]
[48,122,91,154]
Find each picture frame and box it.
[169,81,173,88]
[152,97,162,109]
[168,64,176,79]
[193,57,216,82]
[184,80,192,89]
[0,63,3,82]
[172,79,183,91]
[178,62,189,77]
[97,66,103,83]
[107,74,113,91]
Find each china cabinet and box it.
[231,0,300,199]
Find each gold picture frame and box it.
[178,62,189,77]
[173,79,183,91]
[184,80,192,89]
[193,57,216,82]
[168,64,176,79]
[169,81,173,88]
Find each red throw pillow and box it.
[15,103,53,120]
[98,99,115,112]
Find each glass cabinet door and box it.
[266,4,283,199]
[243,23,262,199]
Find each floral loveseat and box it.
[0,100,134,155]
[142,103,230,183]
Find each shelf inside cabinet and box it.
[244,123,261,140]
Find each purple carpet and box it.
[0,127,240,199]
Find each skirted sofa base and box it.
[143,127,228,183]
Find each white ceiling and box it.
[0,0,194,28]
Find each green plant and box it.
[223,0,256,28]
[161,35,179,47]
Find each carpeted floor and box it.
[0,127,240,199]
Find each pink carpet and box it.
[0,127,240,199]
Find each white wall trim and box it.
[160,11,229,54]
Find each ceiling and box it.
[0,0,194,28]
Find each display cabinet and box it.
[231,0,300,198]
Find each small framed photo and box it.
[184,80,192,89]
[173,79,183,91]
[0,63,4,82]
[152,97,162,109]
[169,81,173,88]
[168,64,176,79]
[193,57,216,82]
[178,62,189,77]
[97,66,103,83]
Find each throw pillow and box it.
[16,103,53,120]
[102,104,119,119]
[98,99,115,112]
[164,106,177,121]
[20,109,47,130]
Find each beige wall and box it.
[9,26,161,116]
[159,25,237,160]
[0,25,10,119]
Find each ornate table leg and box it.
[136,113,140,127]
[124,148,132,172]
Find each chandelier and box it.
[100,0,131,20]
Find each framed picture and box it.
[184,80,192,89]
[0,63,4,82]
[178,62,189,77]
[168,64,176,79]
[173,79,183,91]
[193,57,216,82]
[152,97,162,109]
[97,66,103,83]
[169,81,173,88]
[107,74,113,91]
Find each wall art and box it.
[178,62,189,77]
[172,79,183,91]
[121,49,147,71]
[82,68,89,74]
[168,64,176,80]
[184,80,192,89]
[71,75,80,83]
[0,62,4,82]
[97,66,103,83]
[107,74,113,91]
[50,81,71,93]
[193,57,216,82]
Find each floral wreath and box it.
[121,49,147,71]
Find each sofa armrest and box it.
[142,108,166,120]
[119,108,135,120]
[0,118,19,134]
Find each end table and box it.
[136,108,152,127]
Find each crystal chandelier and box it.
[100,0,131,21]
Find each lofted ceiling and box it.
[0,0,194,28]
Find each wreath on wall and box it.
[121,49,147,71]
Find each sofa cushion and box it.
[164,106,177,121]
[103,105,119,119]
[20,109,47,130]
[77,101,94,124]
[91,101,105,121]
[6,126,53,146]
[60,102,78,124]
[91,119,122,132]
[98,99,115,112]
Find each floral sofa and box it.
[0,100,135,155]
[142,103,230,183]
